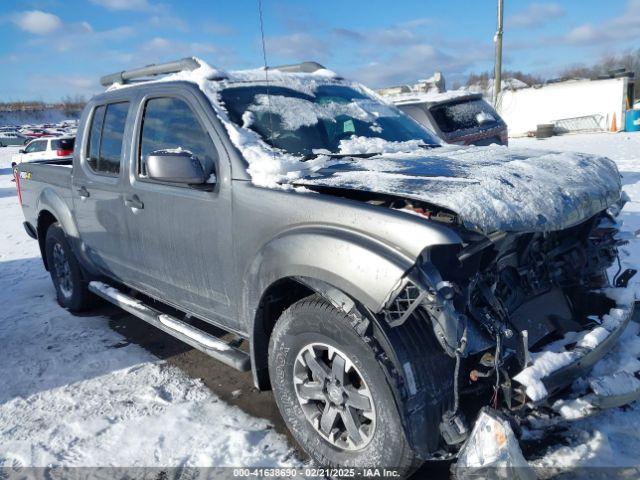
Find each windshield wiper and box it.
[301,152,380,162]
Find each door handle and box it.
[77,186,90,198]
[124,195,144,209]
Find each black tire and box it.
[45,223,94,312]
[268,295,418,475]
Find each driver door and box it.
[122,90,237,327]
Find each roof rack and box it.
[100,57,201,87]
[270,61,327,73]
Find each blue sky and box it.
[0,0,638,101]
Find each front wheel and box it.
[268,296,418,475]
[45,223,95,312]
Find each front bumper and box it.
[513,292,635,404]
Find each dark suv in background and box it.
[387,92,509,146]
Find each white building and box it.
[497,76,634,137]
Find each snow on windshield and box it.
[337,136,429,155]
[248,94,398,131]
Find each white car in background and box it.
[11,136,75,166]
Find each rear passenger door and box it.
[72,101,133,279]
[123,90,236,327]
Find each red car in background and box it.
[21,128,54,138]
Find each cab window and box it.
[87,102,129,175]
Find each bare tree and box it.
[60,94,86,117]
[464,70,544,89]
[560,48,640,84]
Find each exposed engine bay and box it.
[387,195,635,453]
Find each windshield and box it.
[219,84,440,156]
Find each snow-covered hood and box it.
[295,145,622,234]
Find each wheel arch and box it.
[36,209,59,270]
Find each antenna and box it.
[257,0,275,147]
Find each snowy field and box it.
[0,131,639,477]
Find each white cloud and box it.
[27,74,99,98]
[25,24,135,53]
[509,3,564,29]
[350,43,478,88]
[562,0,640,45]
[135,37,236,67]
[90,0,153,11]
[13,10,62,35]
[564,24,599,44]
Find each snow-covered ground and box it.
[0,131,638,476]
[0,146,297,470]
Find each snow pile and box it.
[590,370,640,397]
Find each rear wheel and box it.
[268,296,418,474]
[45,223,94,312]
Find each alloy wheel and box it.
[52,242,73,298]
[293,342,376,450]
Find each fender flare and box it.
[37,186,80,240]
[243,225,416,323]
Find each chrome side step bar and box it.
[88,281,251,372]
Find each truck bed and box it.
[17,161,74,232]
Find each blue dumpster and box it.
[626,109,640,132]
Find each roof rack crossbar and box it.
[270,61,326,74]
[100,57,201,87]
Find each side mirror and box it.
[19,149,25,154]
[146,150,207,184]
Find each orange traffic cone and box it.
[611,112,617,132]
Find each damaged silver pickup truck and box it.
[14,58,638,476]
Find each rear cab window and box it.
[86,102,129,175]
[430,99,501,133]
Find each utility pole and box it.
[493,0,504,107]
